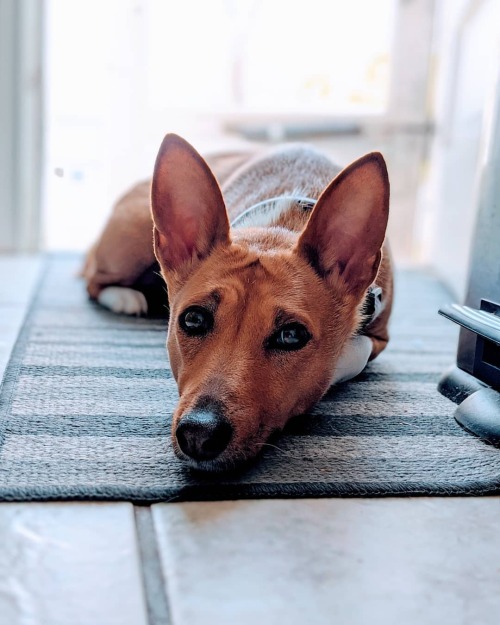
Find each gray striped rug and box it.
[1,255,499,501]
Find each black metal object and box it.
[439,312,500,447]
[439,300,500,391]
[438,364,486,405]
[455,389,500,446]
[437,71,500,445]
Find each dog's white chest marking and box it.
[330,335,372,385]
[98,287,148,316]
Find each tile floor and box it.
[1,255,500,625]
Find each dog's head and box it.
[151,134,389,471]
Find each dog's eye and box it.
[179,306,214,336]
[267,323,311,351]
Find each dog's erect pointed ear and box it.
[296,152,389,297]
[151,134,230,280]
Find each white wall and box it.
[42,0,396,251]
[416,0,500,299]
[0,0,43,252]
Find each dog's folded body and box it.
[83,136,393,470]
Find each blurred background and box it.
[1,0,499,299]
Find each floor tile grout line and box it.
[134,505,172,625]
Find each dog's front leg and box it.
[330,335,373,385]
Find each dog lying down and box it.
[83,134,393,471]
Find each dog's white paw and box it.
[97,287,148,316]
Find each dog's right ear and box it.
[295,152,389,299]
[151,134,230,282]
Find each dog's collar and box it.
[361,285,384,329]
[230,196,317,229]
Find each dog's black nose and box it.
[176,410,232,461]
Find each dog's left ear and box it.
[296,152,389,297]
[151,133,230,282]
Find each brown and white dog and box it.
[83,134,393,471]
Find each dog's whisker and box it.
[254,441,299,458]
[258,442,286,451]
